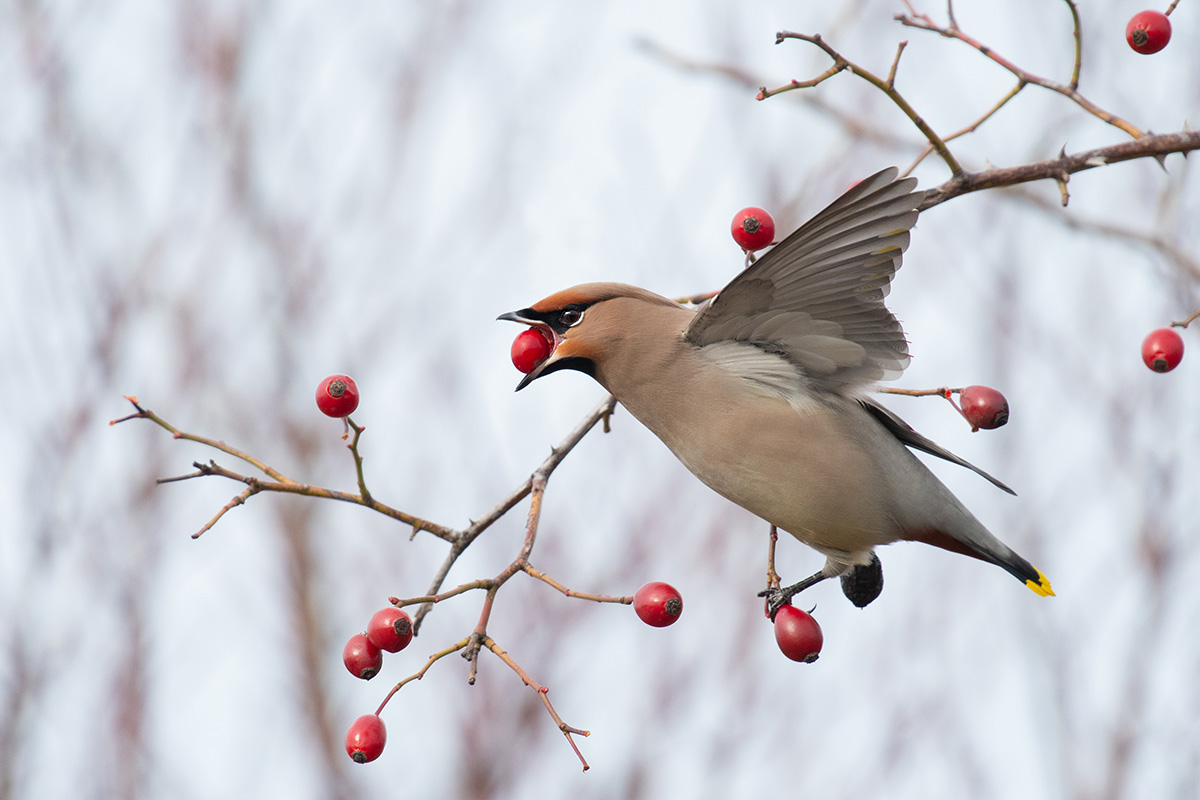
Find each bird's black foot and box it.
[758,570,828,620]
[840,553,883,608]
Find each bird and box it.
[498,167,1053,609]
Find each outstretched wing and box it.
[686,168,925,394]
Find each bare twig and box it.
[902,81,1026,176]
[877,386,958,397]
[765,525,781,591]
[766,32,963,175]
[897,4,1142,138]
[523,565,633,604]
[347,419,373,504]
[404,394,619,631]
[1171,310,1200,328]
[112,397,458,541]
[638,38,920,153]
[112,397,292,482]
[482,636,591,771]
[374,637,471,714]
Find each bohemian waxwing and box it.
[499,167,1053,607]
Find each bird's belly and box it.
[640,398,897,555]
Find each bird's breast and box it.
[605,352,896,553]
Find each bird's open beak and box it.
[496,310,536,325]
[497,310,558,391]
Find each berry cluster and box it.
[343,606,414,682]
[341,605,414,763]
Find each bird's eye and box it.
[559,308,584,327]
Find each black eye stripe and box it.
[521,303,589,335]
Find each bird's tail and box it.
[906,527,1054,597]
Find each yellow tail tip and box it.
[1025,569,1055,597]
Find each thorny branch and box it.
[112,392,618,768]
[920,132,1200,209]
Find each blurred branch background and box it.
[2,1,1198,798]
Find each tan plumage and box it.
[500,168,1053,601]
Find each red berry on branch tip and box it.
[1126,10,1171,55]
[345,714,387,763]
[959,385,1009,431]
[1141,327,1184,373]
[511,327,553,374]
[773,605,823,663]
[731,207,776,252]
[633,581,683,627]
[367,607,414,653]
[316,374,360,418]
[343,633,383,680]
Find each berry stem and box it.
[346,417,373,504]
[1170,310,1200,329]
[522,564,634,604]
[877,385,961,397]
[765,524,781,591]
[375,637,472,715]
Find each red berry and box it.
[731,207,776,252]
[316,374,360,418]
[1141,327,1185,373]
[511,327,553,374]
[366,607,413,653]
[1126,10,1171,54]
[959,385,1009,431]
[633,581,683,627]
[345,714,387,763]
[343,633,383,680]
[773,605,823,663]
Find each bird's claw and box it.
[758,569,828,620]
[759,586,796,621]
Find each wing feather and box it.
[686,168,925,393]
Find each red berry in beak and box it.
[511,327,553,374]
